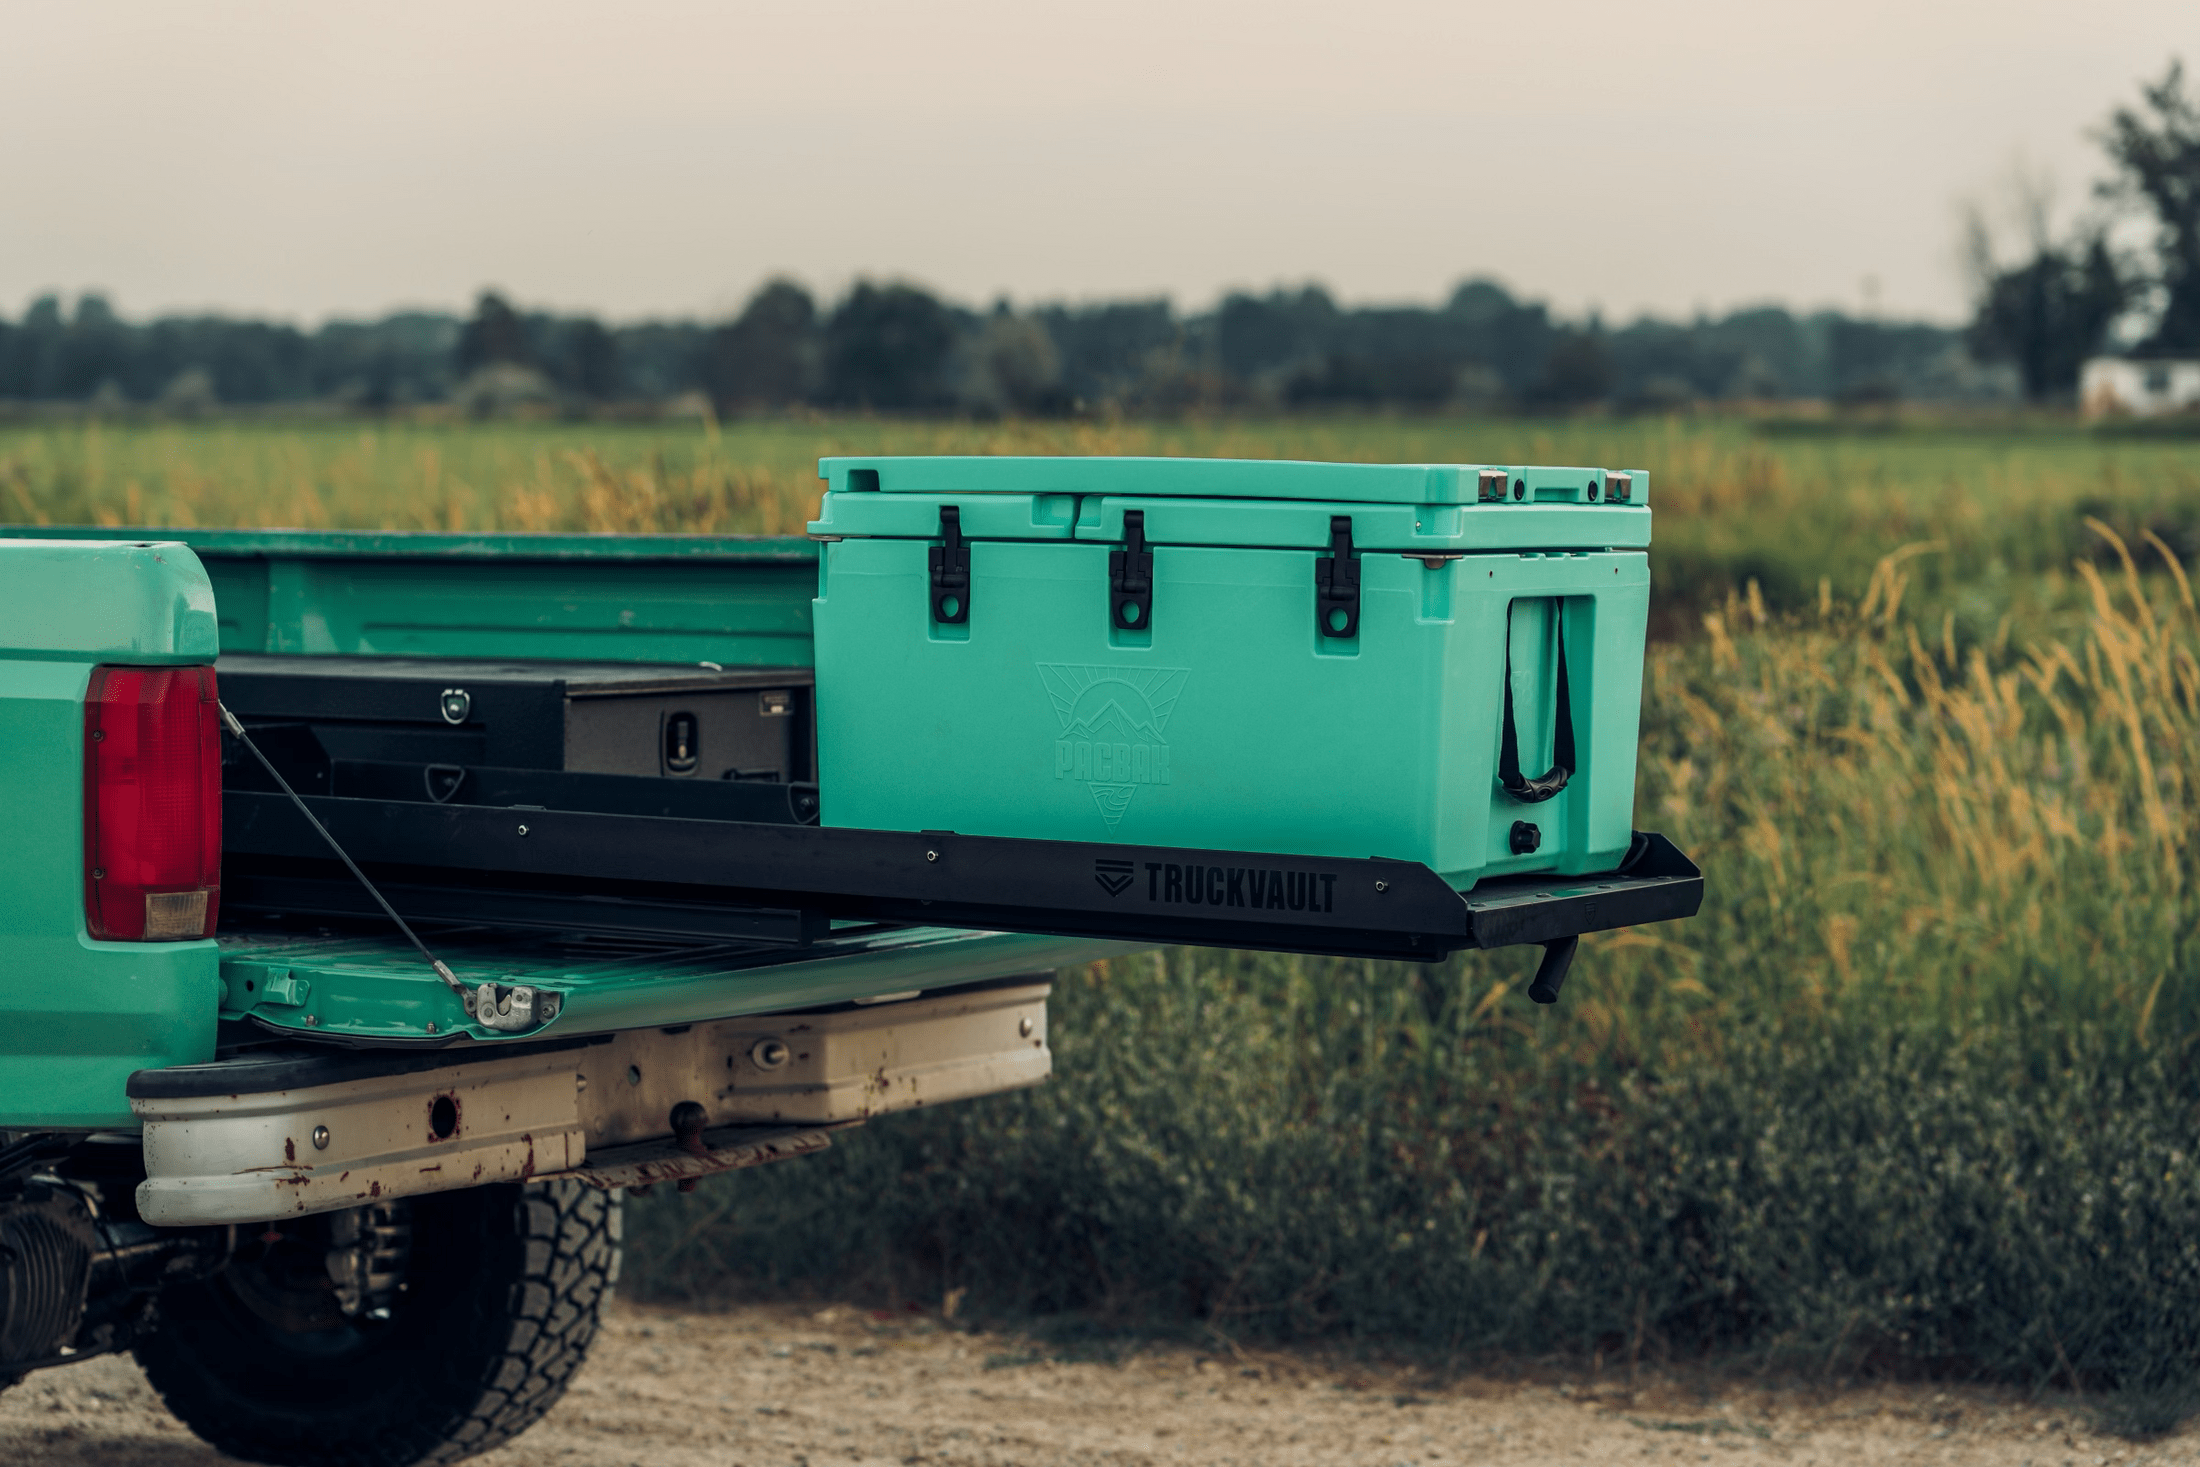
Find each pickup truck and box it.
[0,511,1699,1467]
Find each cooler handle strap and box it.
[1498,598,1575,804]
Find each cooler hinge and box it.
[1108,510,1153,630]
[928,505,970,623]
[1315,515,1360,638]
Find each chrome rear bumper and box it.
[129,980,1049,1225]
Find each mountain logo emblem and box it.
[1039,664,1190,829]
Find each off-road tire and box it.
[133,1179,620,1467]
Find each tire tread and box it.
[134,1180,619,1467]
[418,1181,617,1465]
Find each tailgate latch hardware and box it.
[469,982,561,1033]
[1315,516,1360,639]
[928,505,971,623]
[1108,509,1153,630]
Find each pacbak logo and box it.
[1039,665,1190,828]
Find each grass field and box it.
[10,414,2200,1426]
[7,412,2199,633]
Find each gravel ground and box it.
[0,1299,2190,1466]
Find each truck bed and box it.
[7,525,1699,1056]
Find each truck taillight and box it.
[84,665,222,942]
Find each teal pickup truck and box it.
[0,460,1699,1467]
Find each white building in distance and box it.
[2082,357,2200,418]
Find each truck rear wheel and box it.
[133,1178,619,1467]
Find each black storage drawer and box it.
[216,655,815,783]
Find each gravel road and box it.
[0,1299,2184,1466]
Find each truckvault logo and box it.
[1093,859,1135,896]
[1039,664,1190,828]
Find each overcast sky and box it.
[0,1,2191,326]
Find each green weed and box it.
[11,414,2200,1412]
[625,510,2200,1415]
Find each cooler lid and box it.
[806,490,1079,541]
[817,456,1647,508]
[1071,495,1648,552]
[811,457,1649,550]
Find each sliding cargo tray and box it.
[223,788,1701,964]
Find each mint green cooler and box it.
[808,457,1651,891]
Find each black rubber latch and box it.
[1315,516,1360,638]
[1509,819,1542,854]
[1528,934,1578,1004]
[928,505,970,623]
[1109,509,1153,631]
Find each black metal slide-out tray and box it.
[222,790,1702,962]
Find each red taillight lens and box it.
[84,665,222,942]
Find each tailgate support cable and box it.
[219,703,554,1031]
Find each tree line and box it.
[0,277,1993,416]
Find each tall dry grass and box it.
[1612,521,2197,1041]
